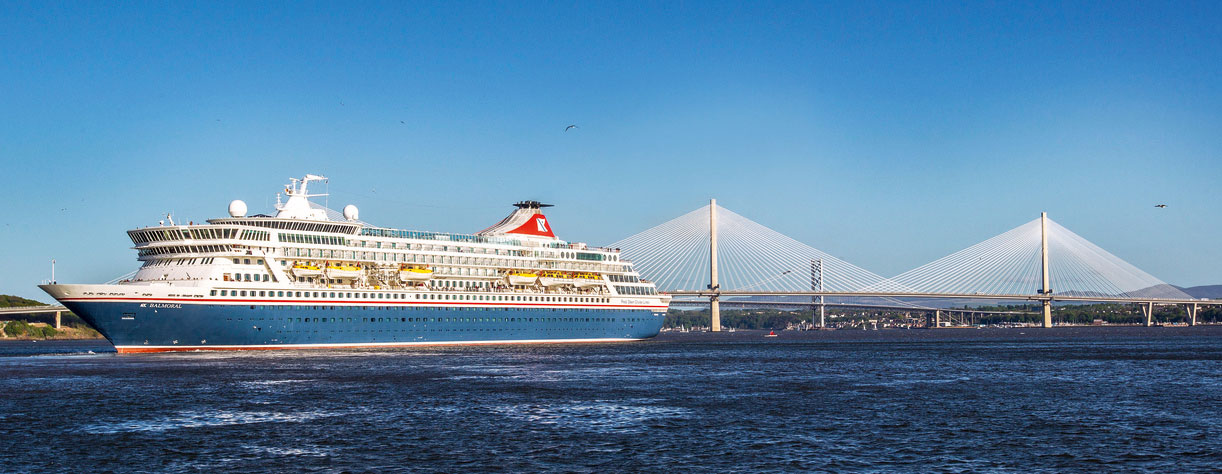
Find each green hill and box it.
[0,294,46,307]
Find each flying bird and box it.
[565,124,578,132]
[1155,204,1167,208]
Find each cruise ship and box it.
[39,174,669,353]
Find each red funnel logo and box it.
[508,215,556,238]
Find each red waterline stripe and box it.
[114,338,646,354]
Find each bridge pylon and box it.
[1041,212,1053,328]
[709,199,720,332]
[811,259,824,328]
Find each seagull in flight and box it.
[1154,204,1167,208]
[565,124,578,132]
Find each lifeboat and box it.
[506,271,538,286]
[325,263,363,279]
[538,271,575,287]
[290,262,323,278]
[572,272,603,288]
[399,265,434,282]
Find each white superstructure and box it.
[117,175,667,306]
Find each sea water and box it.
[1,327,1219,473]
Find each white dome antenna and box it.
[343,204,359,221]
[228,200,247,218]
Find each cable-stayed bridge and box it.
[610,201,1215,329]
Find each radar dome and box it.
[343,204,359,221]
[228,200,247,218]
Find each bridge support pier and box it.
[1187,303,1198,326]
[811,259,824,328]
[54,311,61,330]
[1141,302,1154,327]
[934,310,941,328]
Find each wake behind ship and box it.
[40,174,669,353]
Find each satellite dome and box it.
[228,200,247,218]
[343,204,359,221]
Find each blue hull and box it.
[63,301,666,352]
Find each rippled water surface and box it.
[2,327,1220,473]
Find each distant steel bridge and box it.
[612,201,1217,329]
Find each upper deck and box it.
[113,174,658,300]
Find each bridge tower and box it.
[709,199,720,332]
[811,259,824,328]
[1041,212,1053,328]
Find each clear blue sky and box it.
[2,1,1219,301]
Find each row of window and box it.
[129,227,240,243]
[215,218,358,234]
[281,248,609,275]
[608,274,641,283]
[615,285,659,295]
[228,273,271,282]
[138,244,230,257]
[227,311,651,323]
[240,229,270,241]
[278,233,347,246]
[129,227,272,244]
[142,257,220,267]
[246,315,639,323]
[209,289,617,304]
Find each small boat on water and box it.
[506,271,538,286]
[765,330,778,338]
[398,265,434,282]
